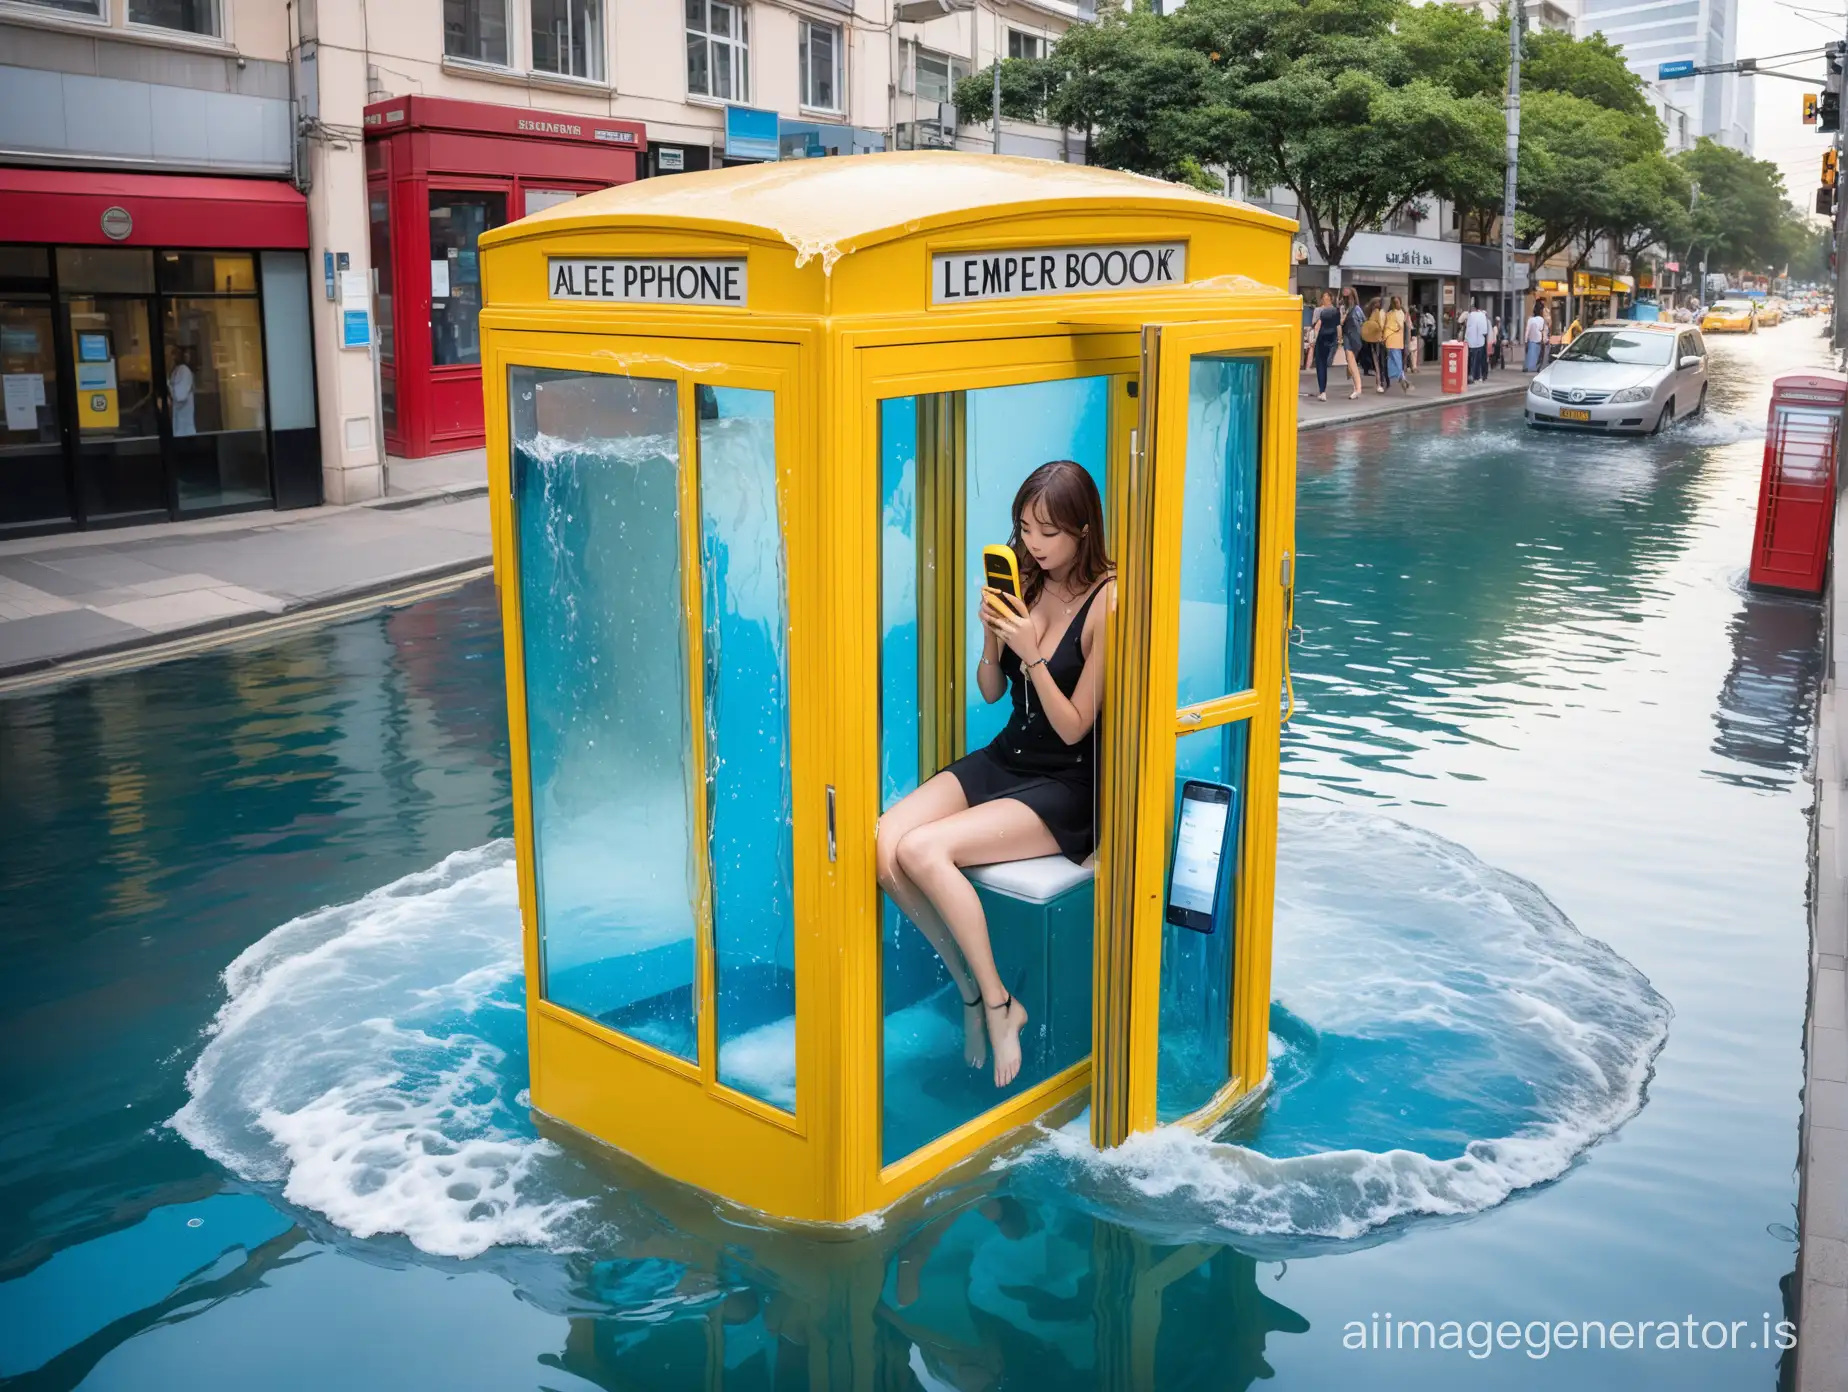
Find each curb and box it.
[0,557,494,692]
[1298,378,1529,433]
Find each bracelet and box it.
[1023,657,1049,672]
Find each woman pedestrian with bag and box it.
[1309,291,1341,401]
[1338,288,1366,400]
[1523,300,1548,373]
[1384,295,1413,394]
[1363,297,1388,393]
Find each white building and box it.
[1575,0,1753,153]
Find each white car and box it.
[1525,323,1709,435]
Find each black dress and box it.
[942,582,1107,864]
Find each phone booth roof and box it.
[478,151,1298,325]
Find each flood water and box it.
[0,323,1830,1389]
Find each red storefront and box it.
[364,97,646,458]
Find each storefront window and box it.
[445,0,509,67]
[128,0,219,35]
[428,191,504,368]
[0,294,68,532]
[532,0,604,82]
[798,18,842,111]
[156,252,255,295]
[164,296,270,513]
[55,248,155,296]
[686,0,750,103]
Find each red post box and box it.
[1750,371,1847,596]
[1441,341,1467,394]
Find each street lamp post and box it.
[1500,0,1525,358]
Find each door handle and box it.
[825,785,837,864]
[1280,551,1297,723]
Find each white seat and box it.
[965,854,1095,906]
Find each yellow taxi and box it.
[1700,299,1758,333]
[1759,298,1785,326]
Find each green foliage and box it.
[1522,30,1652,121]
[1675,138,1801,275]
[951,57,1061,127]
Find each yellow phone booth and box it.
[477,153,1299,1226]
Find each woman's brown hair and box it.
[1009,460,1112,608]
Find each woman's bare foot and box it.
[961,995,988,1069]
[985,994,1029,1087]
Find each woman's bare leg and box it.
[895,799,1058,1087]
[875,772,986,1066]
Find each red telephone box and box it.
[1749,371,1847,595]
[364,97,645,459]
[1441,340,1467,393]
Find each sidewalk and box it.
[1295,361,1530,430]
[0,482,491,685]
[0,373,1534,687]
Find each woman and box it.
[1338,288,1365,400]
[1310,291,1341,401]
[874,462,1115,1088]
[1384,295,1413,394]
[1365,297,1389,393]
[1489,314,1503,372]
[1524,301,1548,373]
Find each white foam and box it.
[169,843,586,1260]
[1008,806,1671,1244]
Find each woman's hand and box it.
[981,590,1042,665]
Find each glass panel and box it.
[878,388,1101,1167]
[1175,356,1263,709]
[699,385,796,1109]
[512,366,697,1060]
[128,0,217,33]
[429,192,504,368]
[0,249,51,286]
[963,376,1109,754]
[55,249,154,296]
[165,296,271,513]
[15,0,101,13]
[0,299,71,532]
[369,187,395,368]
[1156,720,1250,1123]
[156,251,255,295]
[67,296,163,520]
[444,0,508,64]
[532,0,603,80]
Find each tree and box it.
[1676,139,1802,277]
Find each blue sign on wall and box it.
[1658,60,1697,80]
[725,106,781,162]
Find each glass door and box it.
[59,249,165,525]
[158,251,271,515]
[1092,322,1291,1143]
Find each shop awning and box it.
[0,169,308,249]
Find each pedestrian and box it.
[1523,300,1547,373]
[1384,295,1413,394]
[1310,291,1341,401]
[1339,288,1366,400]
[1463,298,1489,384]
[1363,297,1389,393]
[1489,314,1503,371]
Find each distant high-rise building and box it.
[1576,0,1753,153]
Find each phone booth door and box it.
[1093,319,1295,1146]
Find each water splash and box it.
[171,808,1669,1260]
[1007,807,1672,1246]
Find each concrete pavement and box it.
[0,370,1535,688]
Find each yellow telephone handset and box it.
[981,544,1022,610]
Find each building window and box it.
[445,0,509,67]
[14,0,104,16]
[128,0,220,35]
[532,0,603,81]
[904,41,967,104]
[799,18,842,112]
[1007,29,1046,60]
[687,0,750,102]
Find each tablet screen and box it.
[1169,790,1229,920]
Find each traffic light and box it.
[1819,187,1836,217]
[1825,149,1839,188]
[1806,93,1820,125]
[1826,92,1843,134]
